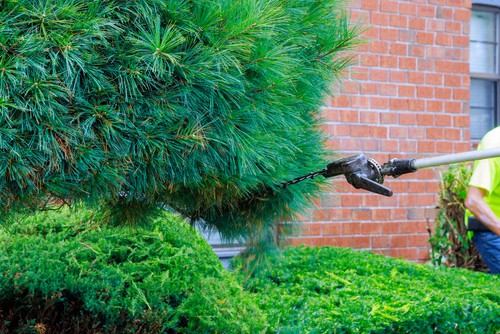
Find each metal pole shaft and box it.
[412,147,500,170]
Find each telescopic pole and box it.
[411,147,500,170]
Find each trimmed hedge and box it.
[0,208,266,333]
[235,246,500,333]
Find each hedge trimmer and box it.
[282,148,500,197]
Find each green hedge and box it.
[0,208,266,333]
[235,246,500,333]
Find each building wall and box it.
[285,0,472,262]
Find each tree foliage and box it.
[0,0,359,235]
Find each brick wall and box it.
[284,0,472,262]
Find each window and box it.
[470,5,500,140]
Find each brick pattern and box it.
[284,0,472,262]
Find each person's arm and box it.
[465,186,500,236]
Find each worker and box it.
[465,126,500,274]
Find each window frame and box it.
[470,4,500,140]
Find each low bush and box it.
[0,208,266,333]
[235,246,500,333]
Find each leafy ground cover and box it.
[235,246,500,333]
[0,208,265,333]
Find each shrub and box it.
[235,246,500,333]
[0,0,360,236]
[429,164,487,271]
[0,208,266,333]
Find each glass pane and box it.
[470,108,494,139]
[471,11,495,43]
[470,79,496,140]
[471,79,495,108]
[470,41,496,73]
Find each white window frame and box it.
[470,2,500,140]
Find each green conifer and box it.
[0,0,359,236]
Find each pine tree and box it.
[0,0,359,237]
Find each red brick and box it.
[371,12,389,25]
[340,109,360,122]
[445,21,462,33]
[343,222,361,235]
[453,115,470,127]
[426,46,443,59]
[427,100,444,112]
[372,235,391,248]
[426,73,443,85]
[400,2,417,15]
[417,86,434,98]
[399,140,417,152]
[399,30,416,43]
[390,70,407,82]
[417,32,435,44]
[398,248,419,261]
[409,18,426,30]
[436,7,453,19]
[301,223,322,236]
[435,87,452,99]
[418,141,436,152]
[398,85,415,97]
[399,57,417,70]
[361,54,379,66]
[390,208,407,220]
[314,237,338,247]
[380,0,399,13]
[352,236,371,248]
[361,222,382,234]
[371,69,389,81]
[380,111,398,123]
[418,4,436,17]
[436,60,454,72]
[417,114,434,126]
[361,111,379,123]
[445,101,462,113]
[453,35,469,47]
[390,98,408,110]
[322,223,342,235]
[390,15,408,28]
[390,43,407,56]
[453,88,469,100]
[409,45,425,57]
[380,28,399,41]
[371,40,389,54]
[435,114,452,126]
[371,97,389,109]
[361,83,378,94]
[453,62,469,74]
[445,48,463,61]
[330,236,354,248]
[436,33,453,46]
[444,128,461,141]
[351,96,370,108]
[380,55,398,68]
[454,8,470,21]
[329,95,349,108]
[361,0,379,10]
[444,74,461,86]
[379,83,398,96]
[427,19,445,32]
